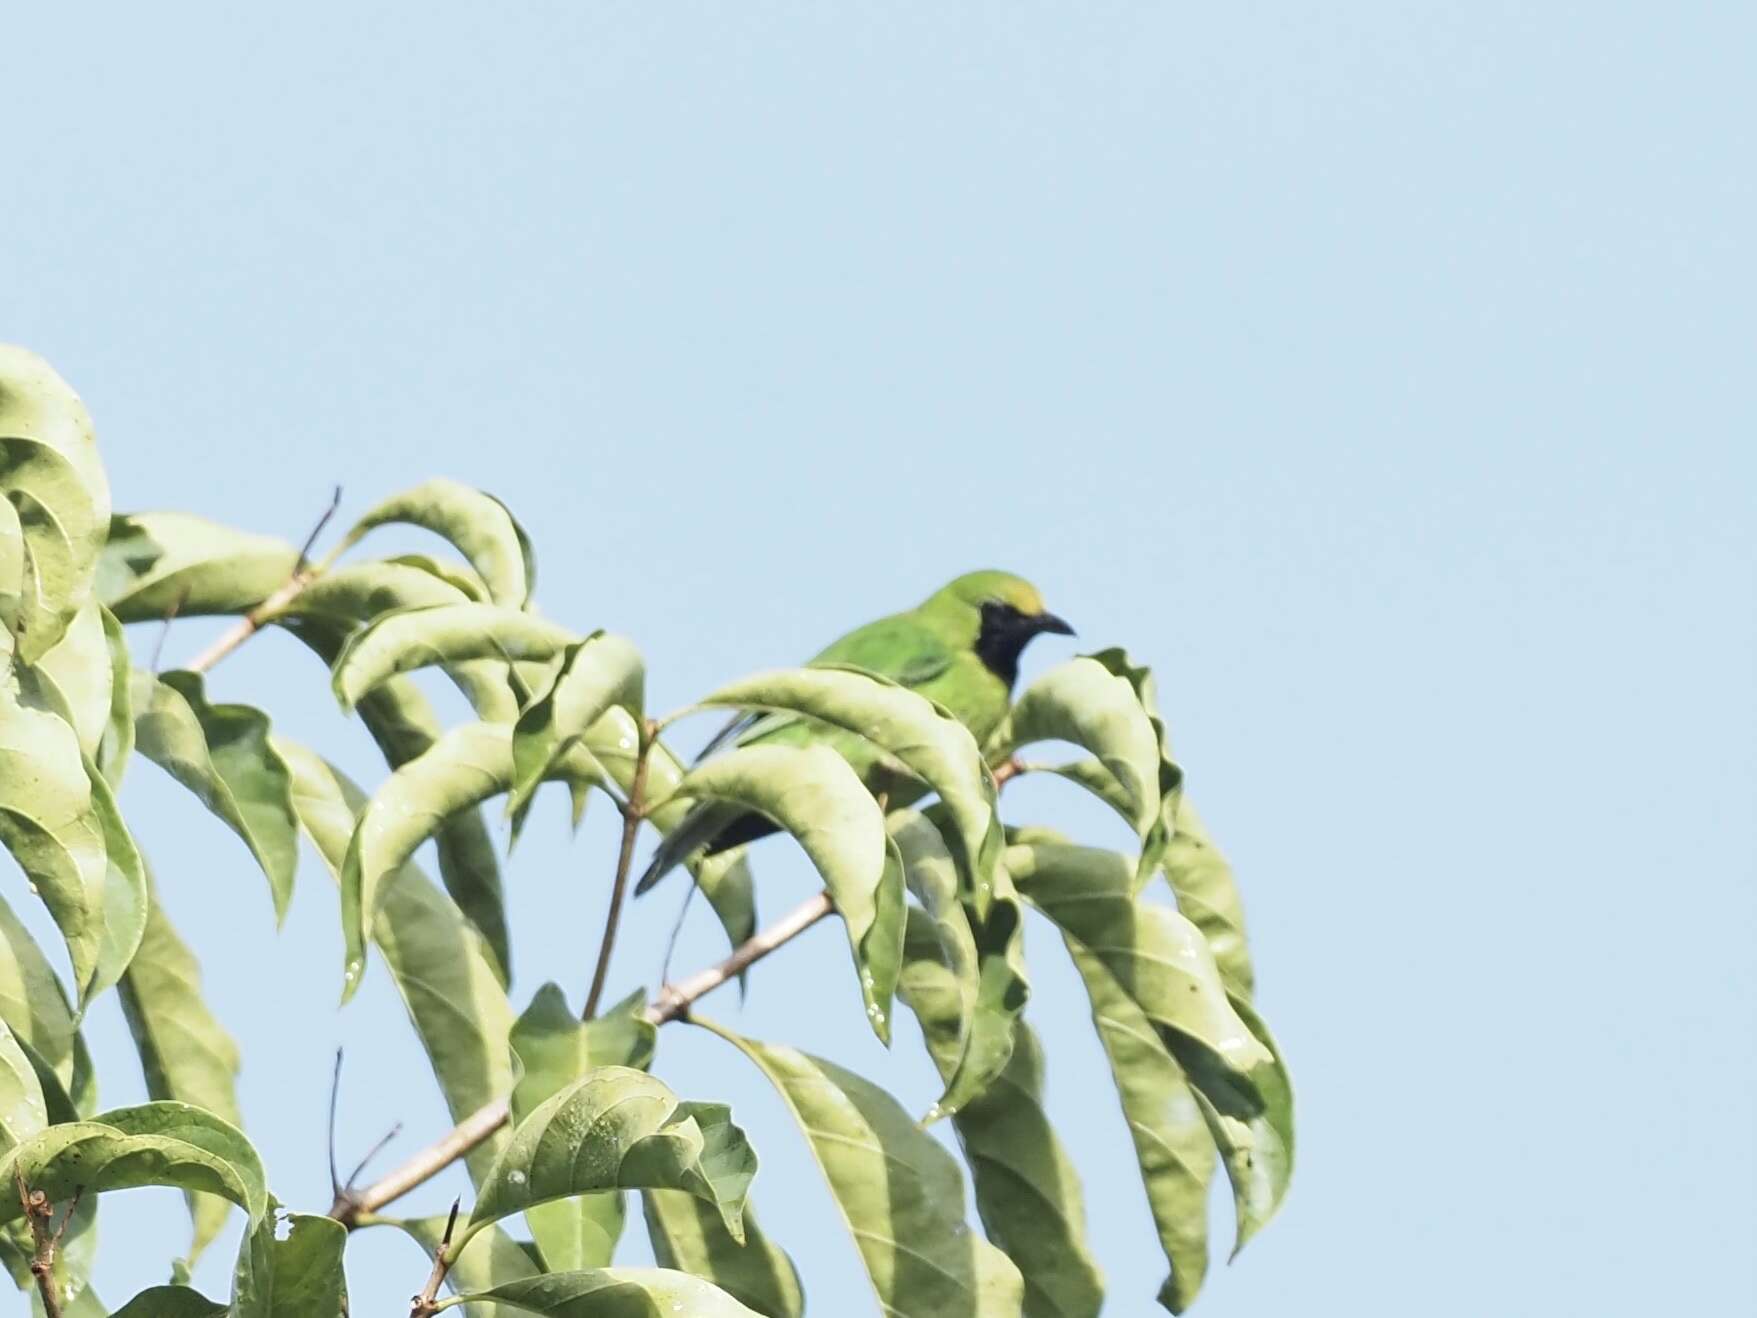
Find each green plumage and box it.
[634,570,1071,895]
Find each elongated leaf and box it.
[1005,843,1271,1103]
[336,721,609,1000]
[230,1208,348,1318]
[0,347,111,663]
[437,1269,762,1317]
[284,618,509,982]
[700,1020,1025,1316]
[642,1193,803,1318]
[673,745,903,1041]
[466,1070,754,1253]
[509,634,644,818]
[991,657,1162,863]
[131,672,297,921]
[697,665,1002,901]
[897,912,1101,1318]
[117,872,243,1263]
[333,478,535,607]
[85,760,149,1006]
[1080,648,1187,885]
[510,985,656,1271]
[0,893,81,1097]
[1162,799,1254,1000]
[98,513,297,622]
[31,602,113,759]
[397,1216,538,1318]
[0,692,110,1004]
[331,603,576,711]
[0,1101,266,1226]
[1062,936,1215,1311]
[270,557,471,624]
[97,605,133,785]
[279,741,515,1184]
[1197,994,1294,1260]
[0,1019,47,1153]
[110,1286,227,1317]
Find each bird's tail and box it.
[633,803,779,896]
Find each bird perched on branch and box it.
[633,569,1073,895]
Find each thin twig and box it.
[409,1196,461,1318]
[185,485,342,674]
[990,756,1023,787]
[15,1169,68,1318]
[331,888,836,1228]
[582,719,656,1019]
[149,586,190,673]
[343,1122,404,1193]
[326,1048,344,1199]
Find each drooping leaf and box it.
[397,1216,539,1318]
[335,722,610,1001]
[1005,842,1271,1108]
[509,634,644,819]
[641,1193,804,1318]
[330,603,577,712]
[29,602,113,759]
[0,347,111,663]
[230,1208,348,1318]
[896,911,1101,1318]
[510,985,656,1271]
[0,1018,47,1154]
[699,1020,1025,1317]
[130,672,297,922]
[283,619,509,982]
[97,513,296,622]
[1161,799,1254,1000]
[109,1285,227,1317]
[0,1101,267,1227]
[465,1070,754,1255]
[991,657,1162,875]
[671,745,903,1042]
[1080,648,1187,889]
[116,871,244,1264]
[1197,993,1294,1260]
[85,760,149,1007]
[436,1269,763,1318]
[0,893,81,1098]
[331,478,535,608]
[0,692,110,1004]
[695,665,1002,902]
[279,741,515,1184]
[97,605,133,785]
[1062,936,1216,1311]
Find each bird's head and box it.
[926,570,1075,686]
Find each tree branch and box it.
[409,1196,460,1318]
[14,1171,76,1318]
[581,719,656,1019]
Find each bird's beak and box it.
[1035,611,1075,637]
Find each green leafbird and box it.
[634,569,1073,894]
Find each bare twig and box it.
[326,1048,344,1199]
[343,1122,403,1193]
[582,719,656,1019]
[185,485,342,674]
[332,888,836,1228]
[149,585,189,673]
[409,1196,460,1318]
[990,756,1023,787]
[15,1169,72,1318]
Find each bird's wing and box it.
[808,615,956,689]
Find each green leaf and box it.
[0,893,82,1100]
[1005,843,1272,1105]
[695,665,1002,904]
[279,741,515,1185]
[97,513,297,622]
[896,912,1101,1317]
[0,1100,267,1226]
[1062,933,1215,1311]
[465,1069,754,1252]
[117,871,244,1264]
[97,605,133,786]
[85,758,150,1008]
[230,1208,348,1318]
[283,619,509,983]
[698,1020,1026,1316]
[1079,648,1187,887]
[1162,799,1254,1001]
[29,602,114,760]
[991,657,1163,874]
[673,745,903,1042]
[435,1269,763,1317]
[642,1193,804,1318]
[0,691,111,1004]
[1197,993,1294,1260]
[335,722,609,1001]
[110,1285,228,1317]
[396,1216,538,1318]
[269,557,472,624]
[0,347,111,664]
[332,478,536,608]
[0,1018,48,1154]
[510,985,657,1271]
[130,672,297,922]
[509,634,644,819]
[330,603,577,712]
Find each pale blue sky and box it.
[4,4,1752,1314]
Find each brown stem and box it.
[581,720,656,1019]
[14,1171,73,1318]
[331,889,835,1228]
[990,756,1023,787]
[409,1196,460,1318]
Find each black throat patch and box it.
[975,600,1037,688]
